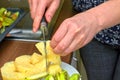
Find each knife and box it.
[40,17,48,72]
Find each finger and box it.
[51,20,68,48]
[45,0,60,22]
[53,20,79,54]
[53,31,74,54]
[28,0,32,10]
[54,28,82,56]
[31,0,39,19]
[33,1,46,32]
[28,0,32,17]
[63,27,93,55]
[63,32,85,55]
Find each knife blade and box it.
[40,17,48,72]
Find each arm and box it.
[50,0,120,56]
[86,0,120,30]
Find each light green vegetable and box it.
[45,74,55,80]
[25,72,48,80]
[24,70,80,80]
[2,17,14,27]
[0,7,19,34]
[58,70,69,80]
[69,73,80,80]
[0,8,6,16]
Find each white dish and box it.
[61,62,81,80]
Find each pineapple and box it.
[35,41,61,65]
[48,64,62,75]
[1,61,26,80]
[0,40,62,80]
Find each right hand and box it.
[50,12,102,56]
[28,0,60,32]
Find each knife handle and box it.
[41,16,47,26]
[41,16,47,27]
[40,17,48,36]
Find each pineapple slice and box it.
[15,53,47,77]
[35,41,61,65]
[14,55,33,74]
[1,40,62,80]
[1,61,26,80]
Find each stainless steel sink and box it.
[6,29,42,42]
[5,12,43,42]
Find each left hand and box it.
[50,12,102,56]
[28,0,60,32]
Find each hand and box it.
[28,0,60,32]
[50,12,102,56]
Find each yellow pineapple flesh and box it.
[0,40,62,80]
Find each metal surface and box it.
[40,17,48,72]
[6,29,42,42]
[5,12,42,42]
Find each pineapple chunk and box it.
[36,41,61,65]
[48,64,62,75]
[30,52,43,64]
[1,40,62,80]
[1,61,26,80]
[14,55,34,75]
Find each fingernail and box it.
[47,15,51,22]
[50,41,57,48]
[54,48,61,54]
[51,37,59,48]
[33,28,36,33]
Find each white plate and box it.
[61,62,81,80]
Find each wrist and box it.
[84,11,103,33]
